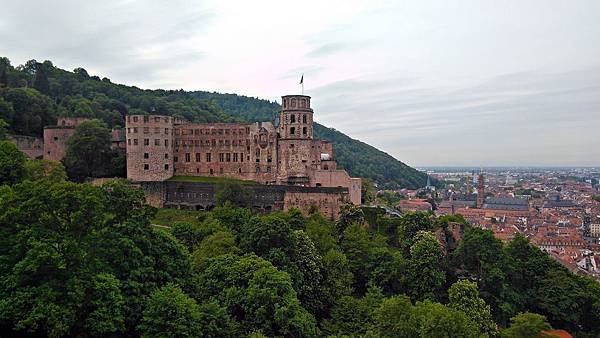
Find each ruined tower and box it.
[477,172,485,208]
[278,95,313,139]
[125,115,175,181]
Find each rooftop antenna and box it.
[299,74,304,95]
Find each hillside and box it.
[194,91,429,189]
[0,57,427,188]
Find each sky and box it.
[1,0,599,167]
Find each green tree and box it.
[406,231,445,301]
[0,87,55,136]
[448,279,497,336]
[24,159,67,182]
[192,231,239,271]
[63,119,112,181]
[321,287,384,336]
[0,140,27,185]
[372,295,415,338]
[214,182,252,207]
[501,312,552,338]
[85,273,125,336]
[361,178,376,204]
[0,118,7,140]
[397,211,436,253]
[32,62,50,94]
[138,284,201,338]
[409,300,477,338]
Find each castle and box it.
[124,94,361,215]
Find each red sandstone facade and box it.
[125,94,361,205]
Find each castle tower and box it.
[278,95,313,139]
[477,172,485,208]
[125,115,174,181]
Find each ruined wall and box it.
[9,135,44,159]
[43,127,76,161]
[283,187,347,219]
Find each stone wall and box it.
[125,115,174,181]
[9,135,44,159]
[139,181,348,219]
[43,126,76,161]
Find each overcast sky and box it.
[1,0,599,166]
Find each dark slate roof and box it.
[483,197,529,211]
[543,200,577,208]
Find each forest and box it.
[0,141,599,337]
[0,57,428,189]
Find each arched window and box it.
[302,114,307,123]
[290,114,295,123]
[302,127,307,135]
[290,127,295,135]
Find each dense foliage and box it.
[1,147,600,337]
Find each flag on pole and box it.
[299,74,303,84]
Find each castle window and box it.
[128,139,131,145]
[134,139,138,145]
[196,168,200,173]
[291,115,295,123]
[154,127,160,133]
[210,168,213,175]
[143,116,149,123]
[144,139,149,145]
[194,129,199,135]
[267,156,272,163]
[256,166,260,173]
[324,164,329,170]
[144,164,149,170]
[155,139,160,146]
[290,144,294,148]
[266,166,271,173]
[185,153,190,162]
[212,140,216,146]
[206,153,211,162]
[238,168,242,173]
[303,114,307,123]
[164,139,169,147]
[291,98,296,107]
[165,164,169,170]
[290,127,295,135]
[127,116,131,123]
[133,127,138,133]
[165,153,168,159]
[226,153,231,162]
[219,153,224,162]
[195,153,200,162]
[133,116,138,122]
[233,153,238,162]
[194,140,199,147]
[302,127,307,135]
[144,153,149,159]
[165,128,169,134]
[220,168,224,174]
[218,129,223,135]
[155,117,160,122]
[225,129,230,135]
[240,153,244,162]
[174,156,178,162]
[54,136,58,141]
[144,127,149,134]
[127,128,131,133]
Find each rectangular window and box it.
[154,117,160,122]
[133,116,138,122]
[127,139,131,145]
[219,153,224,162]
[206,153,211,162]
[226,153,231,162]
[220,167,224,174]
[240,153,244,162]
[144,164,149,170]
[144,139,149,146]
[165,153,169,159]
[165,164,169,170]
[185,153,190,162]
[133,139,138,145]
[133,127,138,133]
[233,153,238,162]
[144,153,149,159]
[164,139,169,147]
[143,116,149,123]
[144,127,149,134]
[154,139,160,146]
[195,153,200,162]
[174,156,178,162]
[165,128,169,134]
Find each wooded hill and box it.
[0,57,428,189]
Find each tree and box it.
[397,211,435,253]
[24,159,67,182]
[32,62,50,94]
[448,280,497,336]
[406,231,445,301]
[138,284,202,338]
[192,231,239,271]
[372,295,415,338]
[214,182,252,208]
[0,140,27,185]
[321,287,383,336]
[0,118,7,140]
[337,203,365,238]
[361,178,376,204]
[196,254,317,337]
[63,119,112,181]
[501,312,552,338]
[409,300,477,338]
[0,64,7,87]
[0,87,56,136]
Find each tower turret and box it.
[279,95,313,139]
